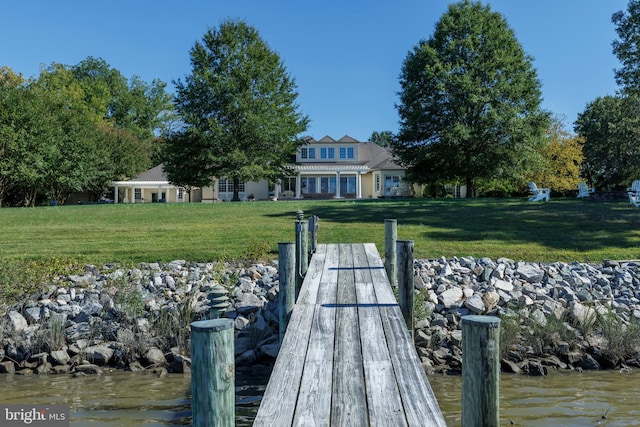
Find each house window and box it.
[301,147,315,159]
[320,177,336,194]
[134,188,142,200]
[375,174,381,193]
[320,147,334,159]
[218,178,245,193]
[301,177,317,193]
[384,175,402,196]
[178,188,184,200]
[339,147,354,159]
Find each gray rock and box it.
[439,288,463,308]
[84,345,114,366]
[463,294,485,314]
[144,347,166,366]
[50,350,71,366]
[7,311,28,332]
[517,264,545,283]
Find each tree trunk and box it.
[232,177,241,202]
[465,177,474,198]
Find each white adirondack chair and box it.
[628,180,640,207]
[528,182,550,202]
[577,182,594,198]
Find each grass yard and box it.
[2,197,640,264]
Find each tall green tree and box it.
[613,0,640,94]
[394,0,549,197]
[166,19,309,201]
[575,95,640,189]
[369,131,394,148]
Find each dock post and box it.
[308,215,319,255]
[461,315,500,427]
[385,219,397,288]
[278,242,296,343]
[397,240,414,338]
[295,210,308,300]
[190,318,235,427]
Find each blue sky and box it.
[1,0,628,141]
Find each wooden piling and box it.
[385,219,397,288]
[190,318,235,427]
[397,239,414,338]
[309,215,319,254]
[278,242,296,343]
[295,210,308,299]
[461,315,500,427]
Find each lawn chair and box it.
[628,180,640,207]
[528,182,550,202]
[576,182,594,198]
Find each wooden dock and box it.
[253,243,446,426]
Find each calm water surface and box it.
[3,368,640,426]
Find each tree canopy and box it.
[575,95,640,190]
[0,59,173,206]
[531,116,584,193]
[165,19,309,201]
[394,0,549,197]
[613,0,640,95]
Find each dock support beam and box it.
[397,239,414,338]
[190,318,235,427]
[461,315,500,427]
[278,242,296,343]
[384,219,397,288]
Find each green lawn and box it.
[2,197,640,264]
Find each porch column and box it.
[275,179,281,200]
[114,186,119,204]
[356,171,362,199]
[158,185,162,202]
[295,173,302,199]
[335,171,342,199]
[132,187,136,203]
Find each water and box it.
[3,368,640,426]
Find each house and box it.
[111,135,411,202]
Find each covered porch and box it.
[292,165,369,199]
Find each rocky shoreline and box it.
[1,256,639,377]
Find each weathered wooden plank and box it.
[292,360,332,426]
[364,361,408,427]
[362,243,397,304]
[317,244,338,305]
[380,306,446,427]
[296,245,327,305]
[332,244,368,426]
[292,244,337,425]
[253,304,315,426]
[352,244,407,425]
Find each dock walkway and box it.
[253,243,446,426]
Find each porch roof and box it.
[293,164,369,173]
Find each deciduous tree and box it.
[394,0,549,197]
[531,116,585,193]
[613,0,640,94]
[575,95,640,189]
[166,19,309,201]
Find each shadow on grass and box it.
[266,198,640,255]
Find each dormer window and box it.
[320,147,335,159]
[301,147,315,159]
[339,147,354,159]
